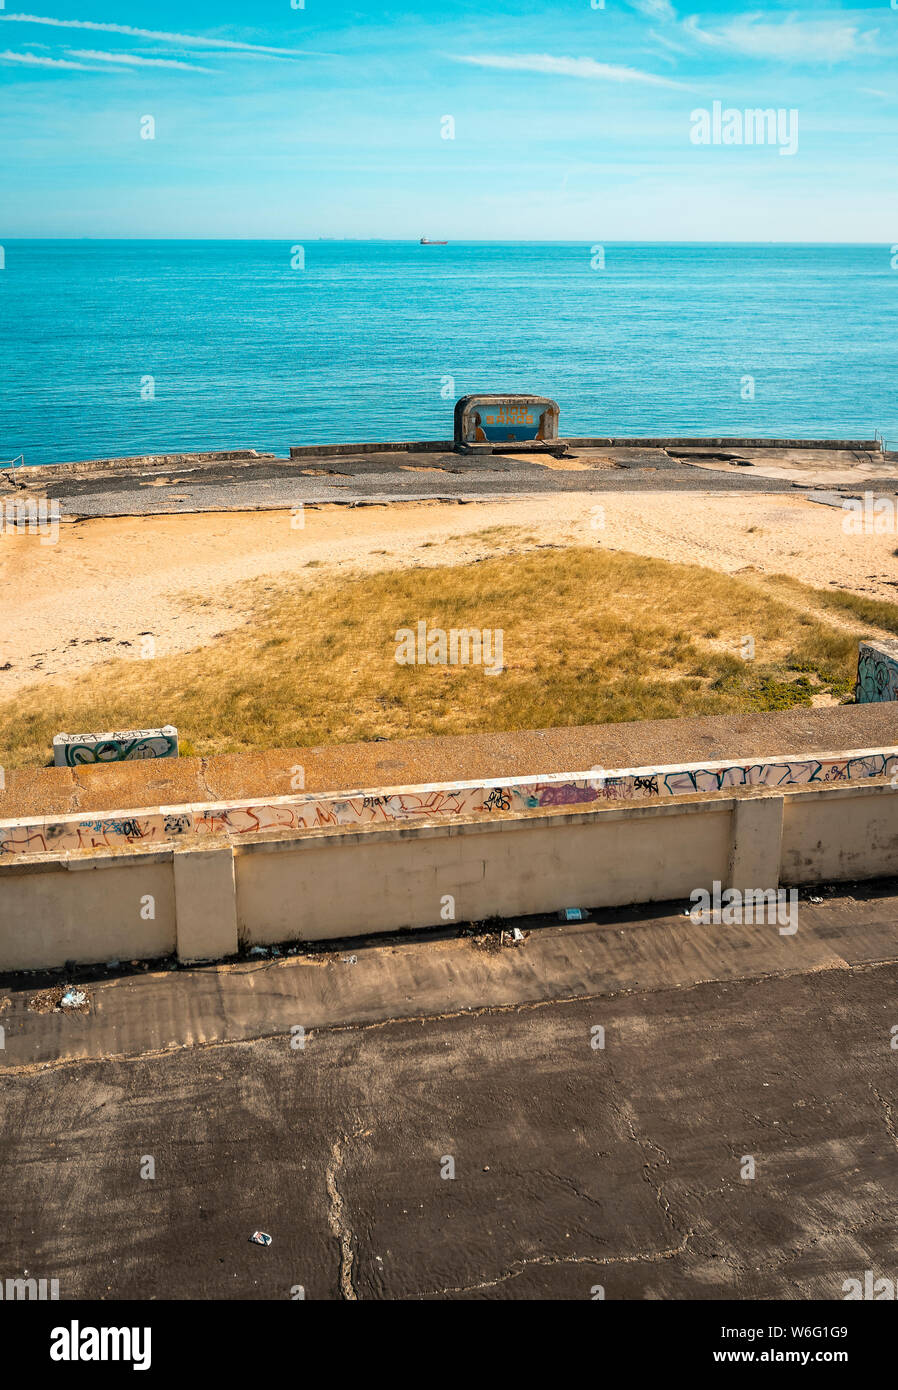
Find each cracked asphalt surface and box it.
[8,443,898,518]
[2,903,898,1300]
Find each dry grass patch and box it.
[765,574,898,635]
[0,548,884,768]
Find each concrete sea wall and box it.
[1,745,895,858]
[0,741,897,971]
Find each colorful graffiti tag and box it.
[855,641,898,704]
[1,746,896,859]
[52,727,179,767]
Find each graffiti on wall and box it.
[855,642,898,704]
[52,727,179,767]
[1,746,896,859]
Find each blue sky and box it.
[1,1,897,238]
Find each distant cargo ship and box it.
[419,237,448,245]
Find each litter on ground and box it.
[60,988,88,1009]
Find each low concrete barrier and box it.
[9,450,274,479]
[856,640,898,703]
[283,435,880,458]
[52,727,179,768]
[0,853,176,971]
[0,744,897,970]
[1,744,895,857]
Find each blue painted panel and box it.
[470,404,543,442]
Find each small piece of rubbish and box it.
[105,959,121,970]
[249,1231,272,1247]
[341,955,357,965]
[29,984,91,1014]
[558,908,586,922]
[808,896,824,905]
[248,947,269,958]
[60,987,87,1009]
[512,927,525,942]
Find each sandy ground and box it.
[1,491,896,695]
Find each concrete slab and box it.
[1,886,898,1299]
[8,440,897,519]
[0,881,892,1071]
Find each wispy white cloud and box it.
[452,52,687,89]
[66,48,214,72]
[0,13,326,57]
[628,0,677,21]
[649,28,692,57]
[683,14,882,64]
[0,47,103,69]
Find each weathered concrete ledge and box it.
[4,436,881,485]
[288,437,880,459]
[3,706,896,823]
[1,742,895,859]
[2,448,277,480]
[2,710,897,970]
[1,774,897,969]
[566,436,881,451]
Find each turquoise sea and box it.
[1,240,896,467]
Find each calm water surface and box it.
[1,241,896,466]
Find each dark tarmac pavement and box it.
[2,886,898,1301]
[6,441,898,518]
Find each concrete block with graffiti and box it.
[52,726,179,767]
[454,394,560,446]
[855,640,898,703]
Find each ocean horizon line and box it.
[1,237,891,248]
